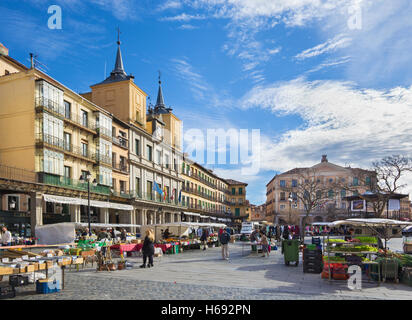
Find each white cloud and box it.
[241,78,412,195]
[157,0,183,11]
[178,24,199,30]
[295,34,352,60]
[161,13,206,22]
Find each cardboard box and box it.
[38,263,46,270]
[0,267,14,276]
[26,265,35,273]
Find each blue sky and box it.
[2,0,412,204]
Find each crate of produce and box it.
[36,279,61,294]
[0,283,16,299]
[332,265,349,280]
[68,248,82,255]
[9,275,29,287]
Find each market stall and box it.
[321,219,412,284]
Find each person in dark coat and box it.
[140,229,155,268]
[200,228,209,250]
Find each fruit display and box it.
[330,245,378,253]
[353,236,377,244]
[326,239,345,243]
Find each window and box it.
[329,178,334,183]
[341,202,346,209]
[112,152,116,167]
[156,150,161,165]
[292,192,297,200]
[341,189,346,198]
[146,145,152,161]
[280,180,286,187]
[238,187,243,195]
[280,192,286,201]
[120,156,126,170]
[5,70,10,76]
[81,170,89,181]
[81,142,88,157]
[235,208,240,217]
[135,139,140,156]
[8,196,19,211]
[135,177,140,196]
[120,181,126,193]
[64,166,71,184]
[112,178,116,190]
[112,126,116,137]
[165,154,170,168]
[232,188,236,195]
[353,177,359,186]
[174,158,177,171]
[147,181,153,200]
[280,204,286,210]
[64,101,71,119]
[292,179,298,187]
[328,190,334,199]
[316,190,322,199]
[81,110,88,127]
[64,132,71,151]
[365,176,371,186]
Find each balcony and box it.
[182,185,216,201]
[38,172,110,195]
[130,191,185,208]
[112,162,129,174]
[35,97,64,118]
[112,136,128,149]
[95,127,112,141]
[64,112,96,133]
[36,133,97,163]
[95,154,112,166]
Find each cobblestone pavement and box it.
[10,238,412,300]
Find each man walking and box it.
[219,229,230,260]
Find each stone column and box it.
[69,204,81,223]
[129,210,136,234]
[30,192,43,237]
[100,208,109,224]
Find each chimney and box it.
[321,155,328,163]
[0,43,9,56]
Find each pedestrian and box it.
[120,229,127,242]
[282,226,289,240]
[260,231,269,257]
[200,228,209,250]
[1,226,12,246]
[219,228,231,260]
[97,228,108,241]
[140,229,155,268]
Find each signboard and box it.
[351,200,366,212]
[240,222,254,234]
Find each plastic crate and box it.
[304,260,322,268]
[36,279,61,294]
[0,284,16,299]
[303,264,322,273]
[9,275,29,287]
[303,248,322,258]
[312,237,321,245]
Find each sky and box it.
[1,0,412,205]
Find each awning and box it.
[326,218,412,228]
[43,194,134,211]
[75,222,141,228]
[200,215,210,219]
[183,212,201,217]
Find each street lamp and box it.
[79,171,97,236]
[288,192,293,224]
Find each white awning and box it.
[43,194,134,211]
[200,215,210,219]
[75,223,141,228]
[327,218,412,228]
[183,212,201,217]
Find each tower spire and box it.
[156,70,165,108]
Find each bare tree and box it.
[281,168,330,238]
[336,155,412,217]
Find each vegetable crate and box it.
[36,279,61,294]
[282,240,300,266]
[401,267,412,286]
[378,258,400,283]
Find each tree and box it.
[280,168,329,239]
[336,155,412,218]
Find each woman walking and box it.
[140,229,155,268]
[260,231,269,258]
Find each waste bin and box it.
[282,240,299,266]
[377,258,400,283]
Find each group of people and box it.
[78,227,128,242]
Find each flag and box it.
[153,182,163,196]
[171,188,175,200]
[163,187,167,201]
[178,190,182,203]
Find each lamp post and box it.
[79,171,97,236]
[288,192,293,224]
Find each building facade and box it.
[266,155,376,225]
[0,41,249,235]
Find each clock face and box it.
[154,124,164,140]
